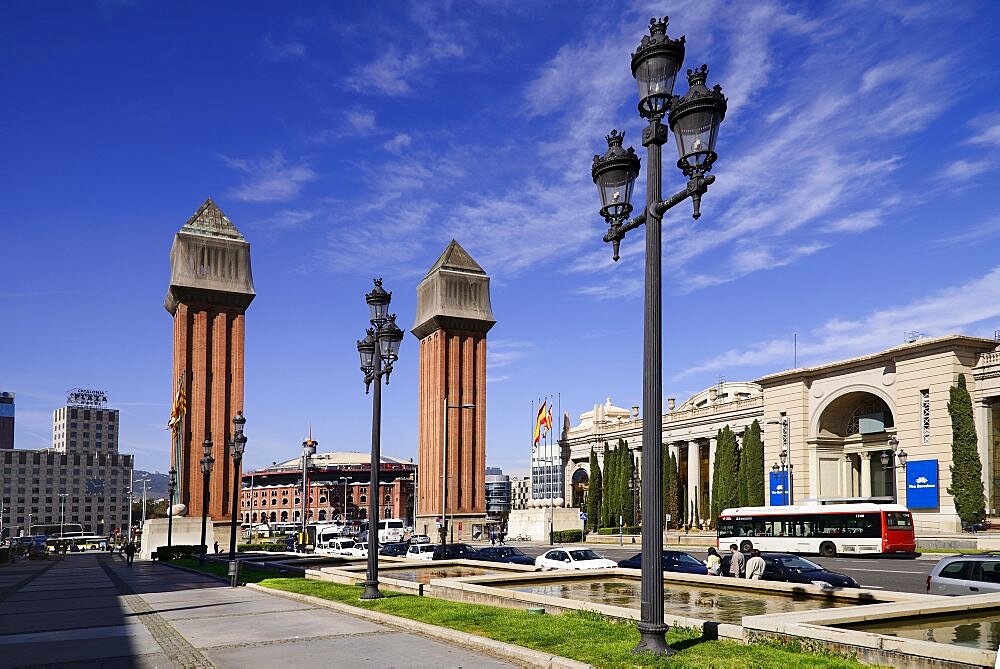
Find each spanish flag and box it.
[166,384,187,436]
[533,402,547,445]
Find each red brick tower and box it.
[412,240,495,541]
[165,199,254,521]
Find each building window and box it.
[921,389,931,445]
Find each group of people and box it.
[704,544,766,579]
[488,529,506,545]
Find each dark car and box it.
[720,552,858,588]
[472,546,535,566]
[379,541,410,557]
[432,543,479,560]
[617,550,708,575]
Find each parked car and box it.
[379,541,411,557]
[406,544,437,561]
[617,550,708,575]
[346,542,368,558]
[409,534,432,545]
[432,543,479,561]
[318,538,359,556]
[928,554,1000,595]
[535,548,617,571]
[720,552,858,588]
[472,546,535,566]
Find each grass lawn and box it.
[172,559,874,668]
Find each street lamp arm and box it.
[651,173,715,220]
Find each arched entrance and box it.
[571,468,589,509]
[815,391,897,500]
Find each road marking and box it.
[858,584,884,589]
[835,567,925,574]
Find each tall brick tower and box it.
[412,240,495,542]
[165,199,254,521]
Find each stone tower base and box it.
[506,508,583,542]
[415,512,487,543]
[139,517,232,560]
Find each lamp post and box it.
[338,476,350,526]
[301,435,317,549]
[881,436,908,502]
[167,467,176,547]
[228,412,248,560]
[356,278,404,600]
[58,493,68,539]
[442,398,476,546]
[590,16,726,656]
[198,436,215,565]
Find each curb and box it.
[246,583,592,669]
[159,561,590,669]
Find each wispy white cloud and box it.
[932,214,1000,247]
[224,151,317,203]
[938,158,992,180]
[383,133,412,154]
[966,117,1000,147]
[488,340,534,369]
[346,108,376,133]
[677,263,1000,378]
[260,35,306,61]
[254,209,319,231]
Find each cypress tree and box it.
[622,441,635,526]
[662,444,672,529]
[947,374,986,525]
[587,447,602,532]
[711,426,740,518]
[738,420,765,507]
[600,442,612,528]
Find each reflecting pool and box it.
[382,566,505,584]
[843,611,1000,651]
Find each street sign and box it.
[580,512,587,521]
[665,514,671,522]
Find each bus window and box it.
[885,512,913,529]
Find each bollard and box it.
[228,560,240,587]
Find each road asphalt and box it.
[0,552,515,668]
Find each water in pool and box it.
[843,611,1000,651]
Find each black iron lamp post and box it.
[228,412,247,560]
[357,278,404,600]
[590,16,726,656]
[198,436,215,565]
[167,467,177,547]
[881,436,908,502]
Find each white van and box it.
[406,544,437,561]
[315,525,344,551]
[378,519,406,543]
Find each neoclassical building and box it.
[558,334,1000,533]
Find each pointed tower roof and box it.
[180,198,245,240]
[424,239,485,277]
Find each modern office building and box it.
[559,334,1000,533]
[0,391,13,450]
[0,389,133,538]
[485,469,511,520]
[241,451,415,527]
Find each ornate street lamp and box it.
[198,436,215,565]
[590,16,726,656]
[167,467,177,547]
[228,412,248,560]
[357,278,404,600]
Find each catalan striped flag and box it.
[166,384,187,437]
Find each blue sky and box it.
[4,1,1000,475]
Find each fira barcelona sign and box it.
[769,471,790,506]
[906,459,939,509]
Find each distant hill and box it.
[132,470,170,499]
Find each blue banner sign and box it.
[769,471,789,506]
[906,459,939,509]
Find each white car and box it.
[345,542,368,558]
[535,548,617,571]
[318,538,358,556]
[409,534,432,545]
[406,544,437,561]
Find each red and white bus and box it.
[717,503,916,557]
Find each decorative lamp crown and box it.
[631,16,686,118]
[365,278,392,323]
[668,63,727,177]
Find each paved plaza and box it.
[0,554,514,668]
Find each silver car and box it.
[927,554,1000,595]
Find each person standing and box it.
[746,549,766,580]
[728,544,745,578]
[706,547,722,576]
[124,541,136,567]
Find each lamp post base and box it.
[359,580,384,600]
[633,623,675,656]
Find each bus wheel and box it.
[740,540,753,553]
[820,542,837,558]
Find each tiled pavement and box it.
[0,553,515,668]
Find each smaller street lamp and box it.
[228,412,248,560]
[167,467,177,547]
[198,436,215,565]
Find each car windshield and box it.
[777,555,822,572]
[569,550,602,561]
[499,548,526,557]
[674,553,704,566]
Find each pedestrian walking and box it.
[213,540,219,554]
[706,547,722,576]
[490,530,496,546]
[746,549,766,580]
[728,544,745,578]
[124,541,136,567]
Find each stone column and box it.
[668,443,680,467]
[840,455,852,498]
[687,441,700,520]
[975,401,992,513]
[708,437,718,502]
[860,453,872,498]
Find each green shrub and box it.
[156,544,204,561]
[551,529,583,543]
[238,543,288,553]
[596,526,640,535]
